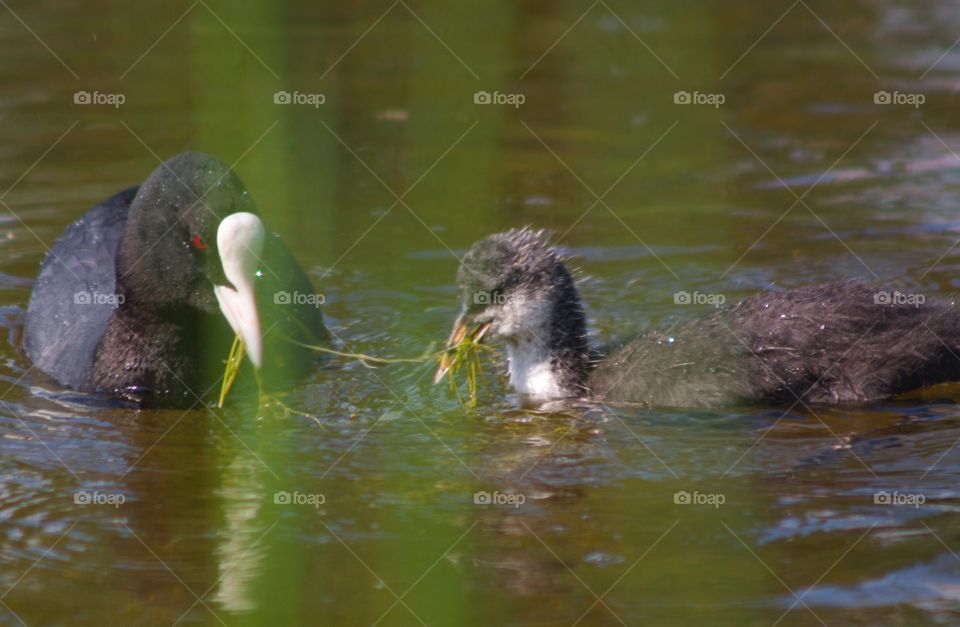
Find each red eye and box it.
[192,235,208,250]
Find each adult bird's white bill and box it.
[213,211,266,369]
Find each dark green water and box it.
[2,0,960,625]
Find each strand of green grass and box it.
[290,340,440,364]
[219,335,490,410]
[218,334,246,408]
[444,337,487,408]
[297,334,489,408]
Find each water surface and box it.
[1,1,960,625]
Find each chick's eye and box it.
[191,235,208,251]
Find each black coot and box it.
[435,228,960,407]
[24,152,328,407]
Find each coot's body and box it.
[436,229,960,407]
[24,152,328,407]
[25,187,137,392]
[590,281,960,407]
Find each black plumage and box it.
[441,228,960,407]
[24,152,327,407]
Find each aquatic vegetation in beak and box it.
[218,334,247,408]
[434,320,492,407]
[217,334,320,421]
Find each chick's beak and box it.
[433,314,492,384]
[213,212,266,369]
